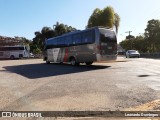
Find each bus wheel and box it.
[86,62,93,65]
[46,60,50,64]
[10,55,15,60]
[70,58,79,66]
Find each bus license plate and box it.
[108,46,112,49]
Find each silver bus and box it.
[43,26,117,65]
[0,45,30,59]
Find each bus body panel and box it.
[75,44,97,62]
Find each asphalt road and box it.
[0,57,160,113]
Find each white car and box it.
[126,50,140,58]
[29,53,35,58]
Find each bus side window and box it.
[46,45,50,49]
[9,47,13,51]
[65,36,73,46]
[57,38,61,48]
[51,39,57,48]
[73,34,81,45]
[0,52,3,56]
[3,47,7,51]
[61,39,65,47]
[82,31,94,44]
[47,40,52,49]
[46,40,49,49]
[57,38,65,47]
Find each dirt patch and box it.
[124,99,160,111]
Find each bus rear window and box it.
[99,29,117,42]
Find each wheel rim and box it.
[46,59,50,64]
[71,59,76,66]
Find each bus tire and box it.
[46,60,50,64]
[70,57,79,66]
[86,62,93,65]
[10,55,15,60]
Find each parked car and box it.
[29,53,35,58]
[126,50,140,58]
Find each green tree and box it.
[120,35,147,53]
[41,27,55,39]
[120,19,160,53]
[53,22,76,36]
[32,22,76,52]
[53,22,67,36]
[101,6,114,28]
[87,8,101,28]
[114,13,120,33]
[33,47,42,54]
[120,39,132,51]
[87,6,120,33]
[32,31,43,51]
[145,19,160,52]
[132,35,147,52]
[20,37,31,51]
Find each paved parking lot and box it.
[0,57,160,119]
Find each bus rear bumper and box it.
[96,54,117,61]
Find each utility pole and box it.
[125,31,133,49]
[125,31,132,36]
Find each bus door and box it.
[47,49,54,62]
[53,48,61,62]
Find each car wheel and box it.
[46,59,50,64]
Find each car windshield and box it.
[128,50,138,53]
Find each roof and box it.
[0,35,23,46]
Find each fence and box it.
[34,54,43,58]
[140,53,160,58]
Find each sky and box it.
[0,0,160,43]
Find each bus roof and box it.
[47,26,113,41]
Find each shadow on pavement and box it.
[3,63,110,79]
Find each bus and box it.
[43,26,117,65]
[0,45,30,59]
